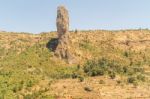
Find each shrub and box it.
[88,69,104,76]
[133,67,144,73]
[127,76,136,83]
[77,65,80,70]
[137,74,145,82]
[123,66,128,73]
[72,73,78,79]
[26,80,34,87]
[83,59,107,77]
[78,76,84,82]
[48,66,78,79]
[109,72,116,79]
[124,51,129,57]
[12,84,23,93]
[84,86,92,92]
[99,80,105,84]
[24,94,32,99]
[79,40,93,51]
[116,80,121,84]
[83,58,121,77]
[83,57,145,78]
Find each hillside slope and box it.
[2,29,150,64]
[0,30,150,98]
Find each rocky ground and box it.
[30,76,150,99]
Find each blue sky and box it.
[0,0,150,33]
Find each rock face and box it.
[56,6,69,38]
[55,6,75,64]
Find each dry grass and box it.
[45,76,150,99]
[0,29,150,98]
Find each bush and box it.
[123,66,128,73]
[127,76,136,83]
[83,58,107,77]
[133,67,144,73]
[26,80,34,87]
[12,84,23,93]
[109,72,116,79]
[48,66,78,79]
[124,51,129,57]
[71,73,78,79]
[137,74,145,82]
[83,58,145,77]
[83,58,121,77]
[99,80,105,84]
[84,86,92,92]
[78,76,84,82]
[88,69,104,76]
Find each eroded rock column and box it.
[55,6,75,64]
[56,6,69,38]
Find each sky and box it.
[0,0,150,33]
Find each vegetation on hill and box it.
[0,29,150,98]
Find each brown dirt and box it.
[49,76,150,99]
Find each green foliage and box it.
[99,80,105,84]
[12,83,23,93]
[23,89,54,99]
[26,80,34,87]
[83,58,117,76]
[0,31,150,98]
[46,66,78,79]
[78,76,84,82]
[109,72,116,79]
[72,73,78,79]
[137,74,146,82]
[79,40,94,51]
[83,59,106,76]
[124,51,129,57]
[127,76,137,84]
[83,57,145,77]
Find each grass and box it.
[0,30,150,98]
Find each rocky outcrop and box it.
[55,6,76,64]
[56,6,69,38]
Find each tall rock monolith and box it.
[56,6,69,38]
[55,6,75,64]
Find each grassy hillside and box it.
[0,29,150,98]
